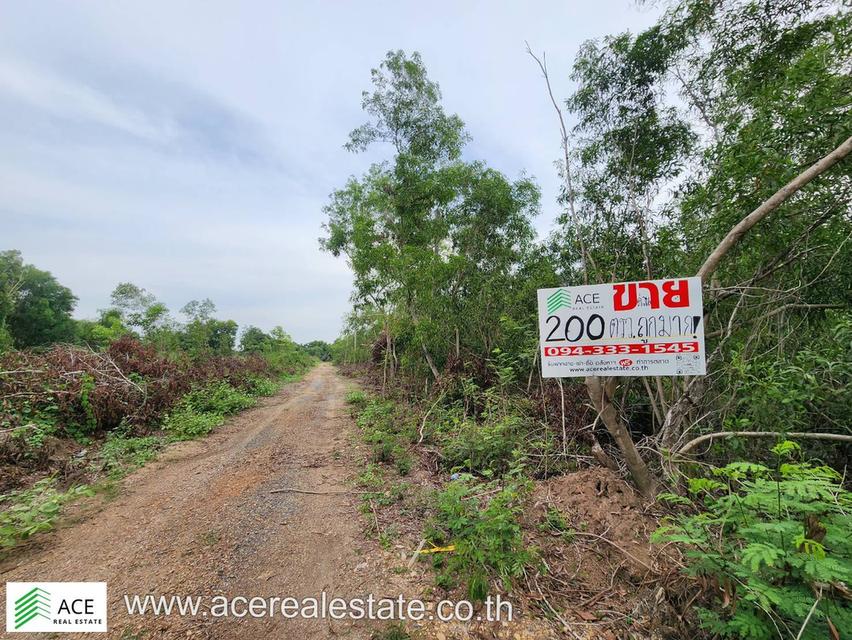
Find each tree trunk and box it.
[421,342,440,380]
[586,376,657,498]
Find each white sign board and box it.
[537,277,706,378]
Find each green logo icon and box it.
[546,289,571,314]
[15,587,50,629]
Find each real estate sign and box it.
[537,277,706,378]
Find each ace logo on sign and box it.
[537,277,706,378]
[6,582,107,633]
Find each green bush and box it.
[357,463,386,489]
[99,433,161,476]
[12,418,57,453]
[441,415,524,478]
[163,407,224,441]
[427,476,534,600]
[246,376,279,397]
[393,450,413,476]
[727,315,851,439]
[256,331,315,376]
[654,442,852,639]
[346,390,368,407]
[355,398,396,430]
[182,382,255,415]
[0,478,94,548]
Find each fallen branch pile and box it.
[0,336,269,435]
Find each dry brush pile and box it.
[0,337,270,481]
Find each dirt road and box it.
[0,364,395,639]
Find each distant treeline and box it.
[0,249,331,361]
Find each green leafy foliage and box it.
[181,382,256,416]
[11,417,58,453]
[301,340,332,361]
[98,433,162,477]
[0,478,94,549]
[238,326,315,375]
[353,397,414,477]
[654,445,852,638]
[321,49,546,382]
[440,416,525,479]
[75,309,129,349]
[162,407,224,442]
[0,250,77,348]
[345,390,368,408]
[0,262,311,554]
[539,506,573,540]
[725,315,852,460]
[77,373,98,434]
[427,476,534,600]
[245,376,280,397]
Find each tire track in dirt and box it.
[0,364,389,639]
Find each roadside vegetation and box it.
[0,268,321,552]
[329,1,851,637]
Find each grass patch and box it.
[0,374,295,553]
[246,376,281,396]
[357,463,386,490]
[349,391,539,602]
[354,397,414,477]
[346,389,368,408]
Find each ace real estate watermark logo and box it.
[6,582,107,633]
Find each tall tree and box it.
[109,282,170,336]
[0,250,77,348]
[180,299,237,356]
[322,50,540,381]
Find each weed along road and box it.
[0,364,394,639]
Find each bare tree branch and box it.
[698,135,852,282]
[526,42,598,283]
[677,431,852,456]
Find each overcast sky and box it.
[0,1,662,342]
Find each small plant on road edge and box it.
[346,389,368,408]
[182,381,256,416]
[427,475,534,601]
[246,376,280,396]
[163,380,267,441]
[99,432,162,477]
[0,478,94,549]
[355,397,413,478]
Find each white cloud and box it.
[0,0,663,342]
[0,59,174,143]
